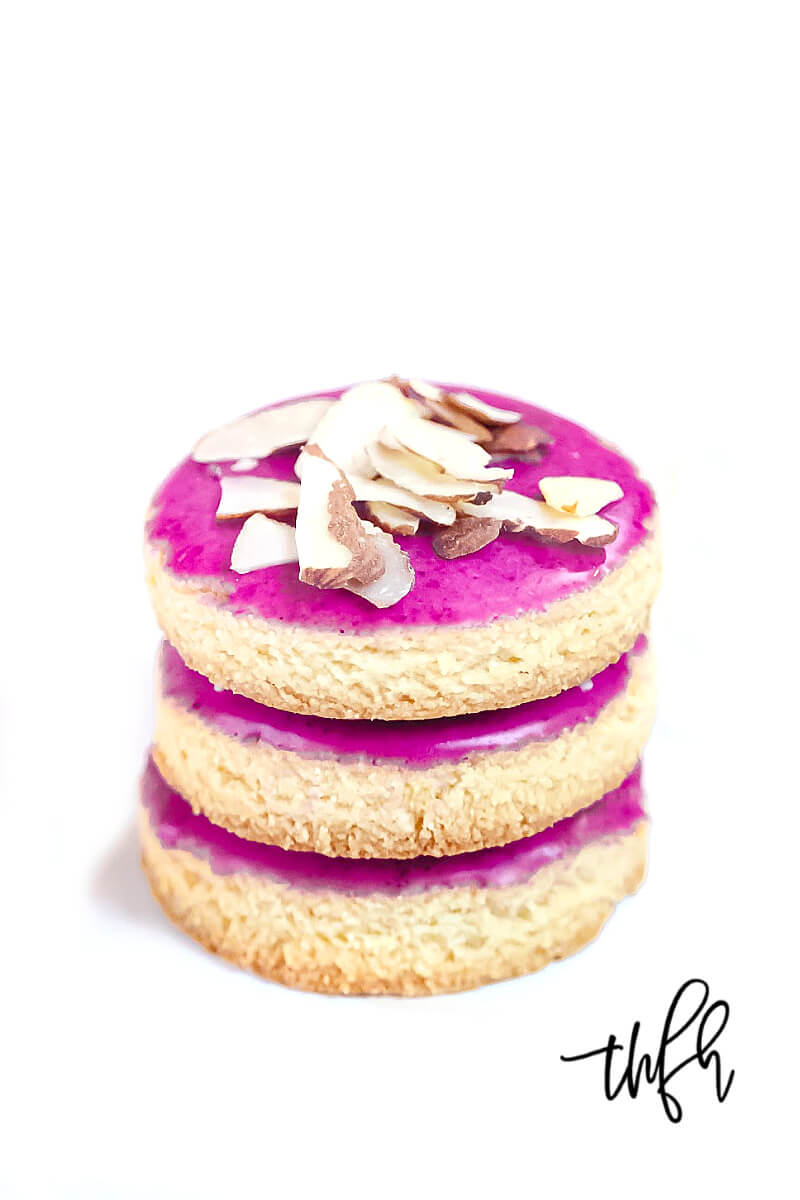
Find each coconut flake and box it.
[295,446,383,588]
[192,398,334,463]
[366,442,502,501]
[432,517,502,559]
[401,380,489,441]
[487,423,551,456]
[380,416,513,484]
[348,474,456,525]
[216,475,301,519]
[445,390,522,426]
[344,522,414,608]
[310,381,418,477]
[421,397,490,441]
[538,476,623,517]
[407,379,522,428]
[363,501,420,536]
[459,490,618,546]
[230,514,298,573]
[406,378,442,402]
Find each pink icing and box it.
[141,757,645,893]
[160,636,647,767]
[146,384,656,631]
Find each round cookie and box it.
[153,637,655,858]
[145,380,660,720]
[140,757,648,996]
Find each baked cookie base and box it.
[153,647,655,858]
[145,528,660,721]
[140,809,647,996]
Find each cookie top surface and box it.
[146,382,655,632]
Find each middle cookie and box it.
[154,639,654,859]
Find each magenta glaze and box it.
[142,757,645,893]
[160,636,647,767]
[146,384,656,631]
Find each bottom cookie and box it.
[140,758,648,996]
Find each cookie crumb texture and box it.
[141,811,647,996]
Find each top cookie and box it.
[145,379,659,719]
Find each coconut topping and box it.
[343,521,415,608]
[436,388,522,426]
[459,490,618,546]
[403,378,521,438]
[216,475,301,519]
[432,516,502,559]
[487,422,551,456]
[538,476,623,517]
[193,378,624,606]
[379,416,514,485]
[365,441,503,502]
[310,380,418,477]
[295,445,383,589]
[395,379,491,441]
[347,474,456,525]
[192,398,334,463]
[363,501,420,536]
[230,514,298,574]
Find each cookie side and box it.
[153,646,656,857]
[145,525,660,720]
[140,810,647,996]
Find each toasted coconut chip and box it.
[407,379,519,428]
[551,514,617,547]
[406,378,442,401]
[344,522,414,608]
[366,441,501,501]
[192,398,334,463]
[487,422,551,455]
[347,474,456,525]
[363,501,419,536]
[216,475,301,520]
[230,514,298,574]
[311,381,418,477]
[399,379,490,441]
[296,446,384,588]
[422,397,491,441]
[432,517,502,559]
[459,490,618,546]
[445,390,522,427]
[380,417,513,484]
[538,476,623,517]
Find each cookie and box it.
[140,756,648,996]
[145,379,660,720]
[153,637,655,858]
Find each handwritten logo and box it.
[560,978,734,1123]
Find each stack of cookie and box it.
[142,378,660,995]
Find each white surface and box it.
[1,3,797,1197]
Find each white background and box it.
[1,2,797,1197]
